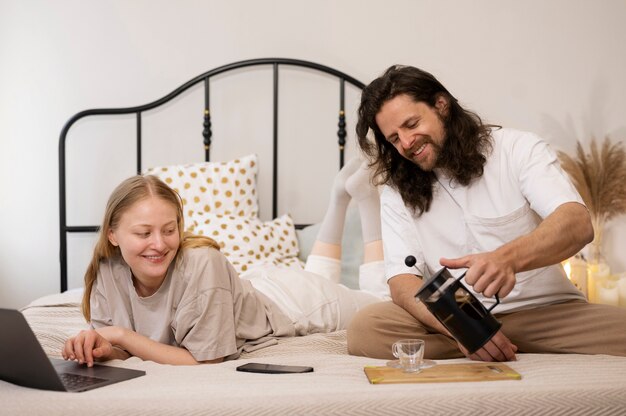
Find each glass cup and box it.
[392,339,425,373]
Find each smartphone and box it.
[236,362,314,374]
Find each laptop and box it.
[0,308,145,392]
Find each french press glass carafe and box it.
[406,256,502,354]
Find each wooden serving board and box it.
[364,362,521,384]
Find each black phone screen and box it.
[236,362,314,374]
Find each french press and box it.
[406,256,502,354]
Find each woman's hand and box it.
[62,329,115,367]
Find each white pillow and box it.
[187,211,304,274]
[145,154,259,222]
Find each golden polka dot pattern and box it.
[187,212,303,274]
[145,154,259,224]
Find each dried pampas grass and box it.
[558,137,626,259]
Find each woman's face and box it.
[108,196,180,295]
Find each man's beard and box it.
[432,127,456,173]
[407,139,443,172]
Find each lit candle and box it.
[597,279,619,306]
[618,276,626,308]
[587,262,610,303]
[568,257,588,298]
[563,260,571,278]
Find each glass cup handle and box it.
[392,343,400,359]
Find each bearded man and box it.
[347,65,626,361]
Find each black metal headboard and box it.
[58,58,365,292]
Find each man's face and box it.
[375,94,447,172]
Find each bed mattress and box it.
[3,290,626,416]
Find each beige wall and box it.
[1,0,625,308]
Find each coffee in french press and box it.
[406,256,502,354]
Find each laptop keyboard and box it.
[59,372,107,390]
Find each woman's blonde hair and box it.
[82,175,219,321]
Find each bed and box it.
[4,58,626,415]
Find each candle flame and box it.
[562,260,572,280]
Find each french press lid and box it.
[406,256,463,301]
[415,268,453,301]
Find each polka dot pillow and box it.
[145,154,259,222]
[187,211,304,274]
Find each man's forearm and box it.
[496,202,593,274]
[389,274,451,336]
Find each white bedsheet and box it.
[2,291,626,416]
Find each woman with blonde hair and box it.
[63,173,380,366]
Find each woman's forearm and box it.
[96,326,222,365]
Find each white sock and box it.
[315,158,362,244]
[345,161,381,243]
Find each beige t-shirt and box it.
[90,247,295,361]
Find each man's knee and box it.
[347,301,399,358]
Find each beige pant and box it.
[347,300,626,359]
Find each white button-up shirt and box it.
[381,128,586,314]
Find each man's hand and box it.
[457,330,517,362]
[440,251,516,298]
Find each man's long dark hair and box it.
[357,65,494,215]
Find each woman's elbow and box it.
[200,356,225,365]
